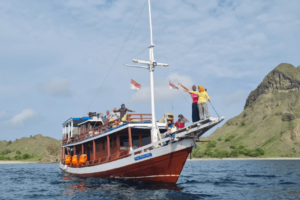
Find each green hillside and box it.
[0,134,61,162]
[192,63,300,158]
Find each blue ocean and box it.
[1,160,300,200]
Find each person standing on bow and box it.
[178,83,200,122]
[184,86,210,120]
[112,104,135,119]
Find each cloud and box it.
[130,73,193,103]
[41,78,71,97]
[6,109,38,127]
[223,91,246,106]
[0,111,5,119]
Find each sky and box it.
[0,0,300,141]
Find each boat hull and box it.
[60,143,193,183]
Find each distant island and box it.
[192,63,300,158]
[0,134,61,163]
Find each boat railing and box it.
[62,114,153,145]
[126,114,152,123]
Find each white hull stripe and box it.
[116,174,180,179]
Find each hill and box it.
[192,63,300,158]
[0,134,61,162]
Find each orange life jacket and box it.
[65,155,71,164]
[79,154,87,165]
[72,155,78,166]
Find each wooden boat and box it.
[59,0,224,183]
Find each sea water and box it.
[1,160,300,200]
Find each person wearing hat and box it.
[112,104,135,119]
[184,86,210,120]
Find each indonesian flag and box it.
[130,79,141,90]
[169,81,179,90]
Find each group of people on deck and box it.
[164,83,211,142]
[100,104,135,128]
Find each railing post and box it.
[128,127,133,151]
[141,114,143,122]
[107,135,110,157]
[93,140,96,161]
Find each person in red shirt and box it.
[178,83,200,122]
[173,114,187,129]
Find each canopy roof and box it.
[62,117,91,127]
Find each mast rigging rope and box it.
[85,0,148,114]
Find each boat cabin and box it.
[61,113,167,167]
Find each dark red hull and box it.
[63,147,192,183]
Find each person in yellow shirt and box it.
[184,86,210,120]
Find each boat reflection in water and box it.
[60,172,185,198]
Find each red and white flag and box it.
[130,79,141,91]
[169,81,179,90]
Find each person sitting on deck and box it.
[111,107,120,120]
[174,114,187,130]
[165,118,174,129]
[101,110,112,119]
[112,120,120,128]
[112,104,135,120]
[164,119,175,144]
[164,128,174,145]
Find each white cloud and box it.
[42,78,71,97]
[223,91,246,106]
[0,111,5,119]
[6,109,38,127]
[130,73,193,103]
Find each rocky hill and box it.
[0,134,61,162]
[192,63,300,158]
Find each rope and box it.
[85,0,148,114]
[209,101,220,118]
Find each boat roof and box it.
[77,118,104,126]
[62,117,91,127]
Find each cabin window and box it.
[142,135,150,146]
[132,136,139,147]
[120,136,128,146]
[102,140,105,150]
